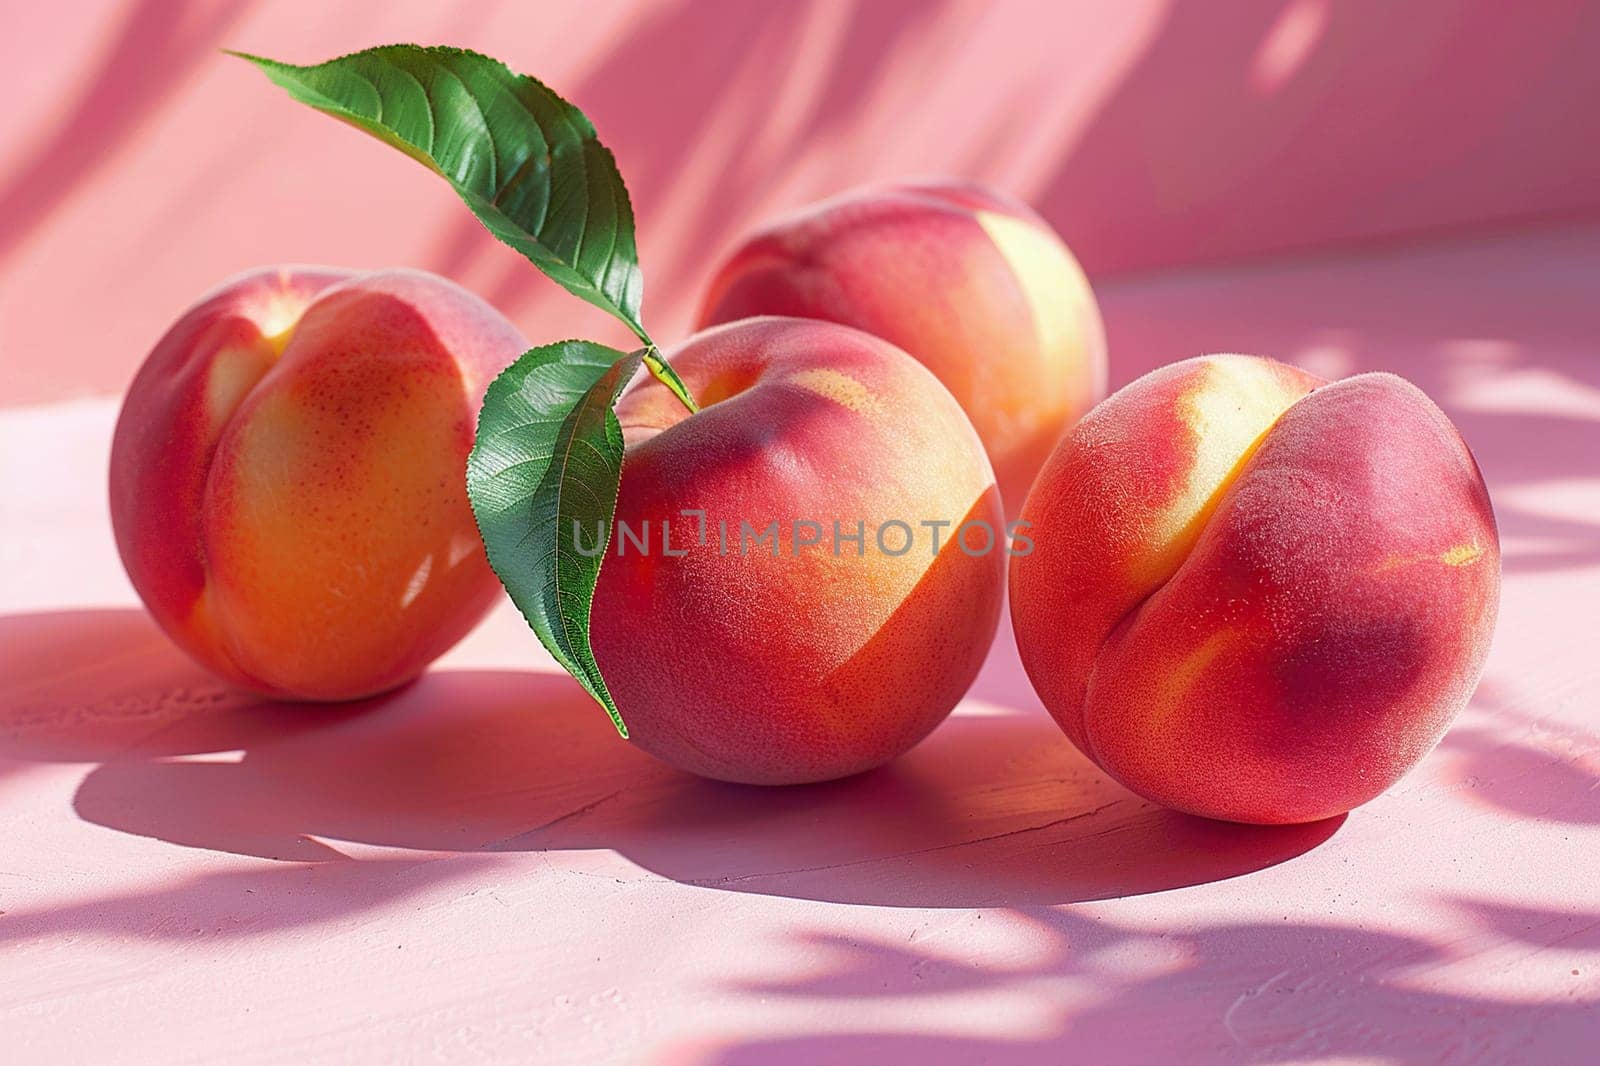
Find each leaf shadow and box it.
[0,0,253,264]
[688,902,1600,1064]
[1435,680,1600,826]
[0,855,496,947]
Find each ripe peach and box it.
[110,266,528,701]
[1010,354,1500,824]
[698,180,1105,514]
[590,316,1005,784]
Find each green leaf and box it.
[233,45,649,342]
[467,340,644,735]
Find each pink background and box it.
[3,3,1599,1063]
[3,0,1599,405]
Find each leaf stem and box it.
[641,345,699,413]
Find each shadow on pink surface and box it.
[1437,680,1600,827]
[3,608,1338,908]
[0,854,496,946]
[687,904,1600,1065]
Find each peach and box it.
[590,316,1005,784]
[698,180,1105,513]
[110,266,528,701]
[1009,354,1500,824]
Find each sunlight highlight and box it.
[1250,0,1329,94]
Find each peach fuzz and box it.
[590,316,1005,785]
[110,266,529,701]
[698,180,1106,514]
[1009,354,1500,824]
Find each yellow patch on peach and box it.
[787,367,883,415]
[1378,540,1489,572]
[1142,628,1239,728]
[203,345,275,438]
[1130,356,1310,585]
[976,209,1097,373]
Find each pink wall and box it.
[3,0,1598,405]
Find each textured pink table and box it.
[3,227,1597,1063]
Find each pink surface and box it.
[3,225,1597,1062]
[5,0,1600,405]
